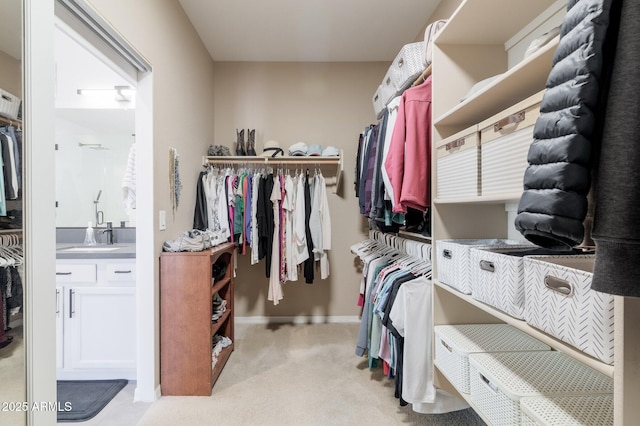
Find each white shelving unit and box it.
[430,1,640,424]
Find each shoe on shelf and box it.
[246,129,257,156]
[235,128,246,156]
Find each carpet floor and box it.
[139,322,485,426]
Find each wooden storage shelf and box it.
[429,1,637,422]
[211,344,234,387]
[434,281,614,378]
[160,242,235,396]
[434,37,557,131]
[212,276,231,294]
[434,193,523,205]
[211,309,232,337]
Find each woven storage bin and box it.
[436,239,530,294]
[0,88,21,120]
[436,126,480,200]
[371,68,399,119]
[479,90,544,197]
[520,394,613,426]
[470,246,560,318]
[434,324,550,394]
[372,84,386,119]
[389,42,425,92]
[469,351,613,426]
[524,255,614,365]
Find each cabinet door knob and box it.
[56,272,72,275]
[114,270,132,274]
[69,289,76,318]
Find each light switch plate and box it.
[159,210,166,231]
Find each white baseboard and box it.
[235,315,360,325]
[134,383,161,402]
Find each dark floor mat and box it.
[57,379,127,422]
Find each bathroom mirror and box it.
[54,22,136,228]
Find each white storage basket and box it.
[479,90,544,197]
[372,84,386,119]
[371,68,399,119]
[470,246,558,318]
[0,88,21,120]
[436,239,530,294]
[469,351,613,426]
[524,255,615,365]
[434,324,550,394]
[389,42,426,92]
[520,394,613,426]
[436,126,480,200]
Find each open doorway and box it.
[50,0,155,421]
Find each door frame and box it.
[24,1,156,424]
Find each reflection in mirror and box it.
[54,22,136,228]
[0,0,25,424]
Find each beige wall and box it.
[89,0,215,234]
[213,61,387,317]
[0,49,22,104]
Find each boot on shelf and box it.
[235,129,246,156]
[246,129,257,156]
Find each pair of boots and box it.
[235,129,256,156]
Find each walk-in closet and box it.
[7,0,640,425]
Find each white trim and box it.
[134,71,156,403]
[235,316,361,325]
[25,1,58,425]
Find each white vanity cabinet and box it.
[55,258,136,380]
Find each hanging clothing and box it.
[193,170,208,230]
[385,76,433,214]
[268,176,283,305]
[303,172,314,284]
[591,0,640,296]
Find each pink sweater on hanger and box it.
[385,76,432,214]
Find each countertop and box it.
[56,243,136,259]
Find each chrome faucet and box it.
[101,221,114,245]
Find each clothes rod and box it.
[203,155,341,165]
[0,116,21,127]
[411,64,432,87]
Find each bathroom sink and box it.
[58,246,121,252]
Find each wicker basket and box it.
[434,324,550,394]
[389,42,426,92]
[520,394,613,425]
[436,239,530,294]
[0,88,20,120]
[469,351,613,426]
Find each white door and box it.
[65,286,136,370]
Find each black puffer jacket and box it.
[515,0,613,250]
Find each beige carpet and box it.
[139,323,485,426]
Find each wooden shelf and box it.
[211,344,234,388]
[203,154,343,193]
[434,280,614,378]
[436,0,557,45]
[160,242,235,396]
[434,193,523,205]
[212,276,231,295]
[211,309,232,337]
[434,37,557,131]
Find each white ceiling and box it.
[178,0,442,62]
